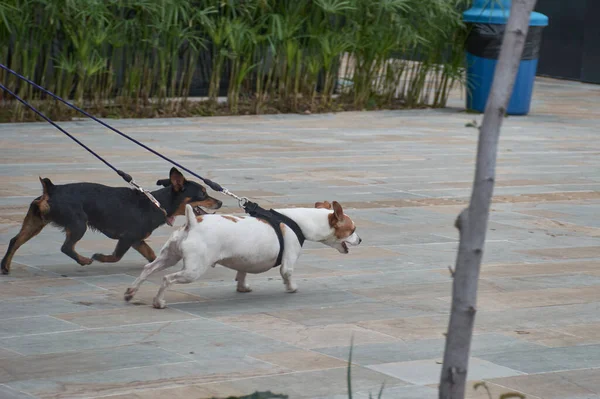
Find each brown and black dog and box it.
[1,167,222,274]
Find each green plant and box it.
[347,337,386,399]
[0,0,473,122]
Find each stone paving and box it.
[1,77,600,399]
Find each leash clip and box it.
[128,179,144,193]
[129,179,168,220]
[221,188,248,208]
[238,196,249,208]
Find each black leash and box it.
[0,63,225,194]
[0,80,169,219]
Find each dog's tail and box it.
[39,177,55,197]
[184,204,198,231]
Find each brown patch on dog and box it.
[35,177,51,215]
[173,197,221,217]
[133,241,156,262]
[222,215,239,223]
[173,197,189,216]
[38,201,50,215]
[332,201,344,220]
[280,223,286,236]
[35,196,50,215]
[1,202,48,273]
[327,201,356,239]
[196,215,204,223]
[79,257,94,265]
[90,254,116,263]
[332,216,356,239]
[315,201,332,209]
[62,229,93,265]
[257,218,270,226]
[190,198,220,210]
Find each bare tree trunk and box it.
[439,1,538,398]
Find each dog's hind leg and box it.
[125,246,181,302]
[132,240,156,262]
[61,222,93,266]
[1,203,47,274]
[92,238,134,263]
[153,253,208,309]
[235,271,252,293]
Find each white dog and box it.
[124,200,361,308]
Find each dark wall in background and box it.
[535,0,600,83]
[581,0,600,83]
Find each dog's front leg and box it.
[125,244,181,302]
[92,238,133,263]
[280,256,300,294]
[153,253,207,309]
[235,271,252,293]
[280,264,297,293]
[279,239,302,293]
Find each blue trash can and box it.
[463,0,548,115]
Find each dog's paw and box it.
[78,257,93,266]
[285,284,298,293]
[236,285,253,293]
[91,253,104,262]
[1,267,9,275]
[152,298,166,309]
[124,288,137,302]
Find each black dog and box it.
[1,167,222,274]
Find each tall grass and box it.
[0,0,471,122]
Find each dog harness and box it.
[244,202,305,267]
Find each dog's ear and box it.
[169,167,186,192]
[315,201,332,209]
[332,201,344,222]
[156,178,171,187]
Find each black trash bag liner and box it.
[466,23,545,60]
